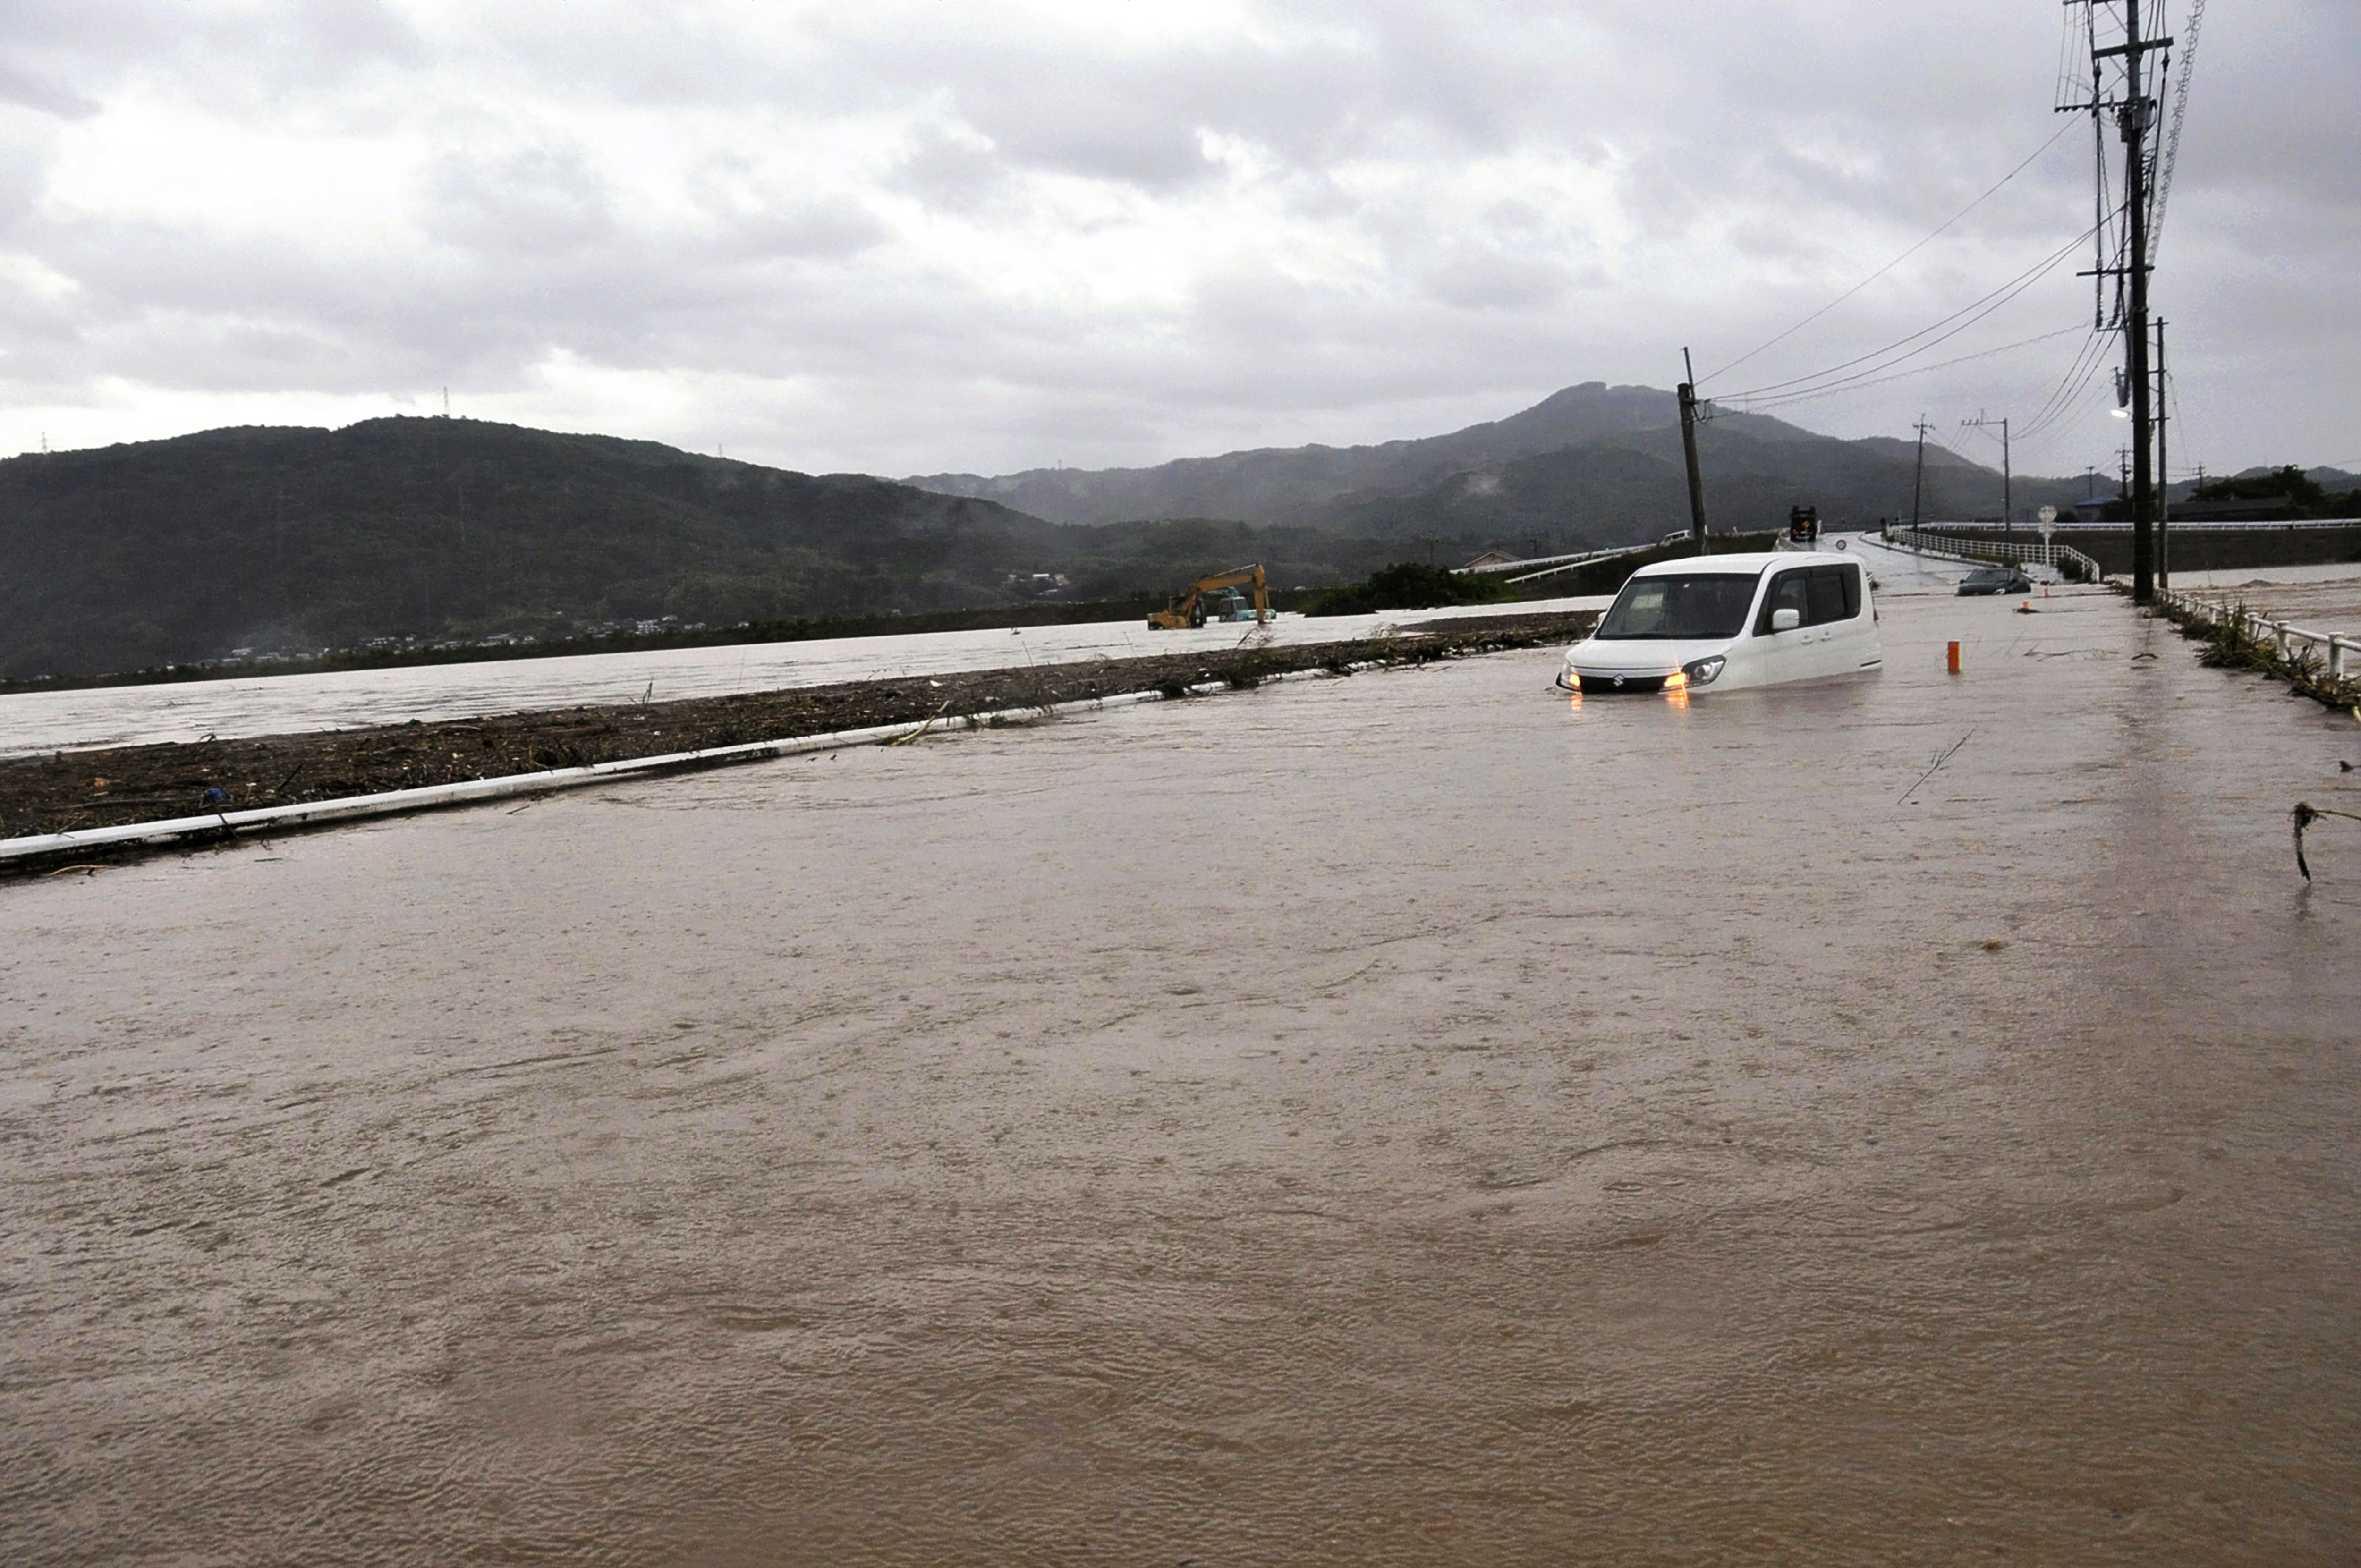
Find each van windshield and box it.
[1593,571,1765,639]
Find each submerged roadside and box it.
[0,610,1596,849]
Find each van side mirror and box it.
[1771,607,1801,633]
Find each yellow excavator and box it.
[1146,564,1272,629]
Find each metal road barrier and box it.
[1886,526,2107,585]
[2155,588,2361,678]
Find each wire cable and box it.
[2150,0,2207,263]
[1713,222,2101,408]
[1721,325,2089,415]
[2018,353,2114,448]
[2018,327,2117,438]
[1697,121,2078,389]
[2014,352,2118,460]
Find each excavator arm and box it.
[1147,564,1270,629]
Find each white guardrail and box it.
[2152,588,2361,680]
[1886,526,2107,585]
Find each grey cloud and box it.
[885,123,1012,212]
[1418,249,1573,313]
[3,0,425,112]
[0,0,2354,475]
[0,60,99,118]
[417,143,616,257]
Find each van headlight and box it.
[1682,655,1727,687]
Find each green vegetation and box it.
[2185,465,2361,518]
[1302,561,1520,617]
[2153,593,2361,712]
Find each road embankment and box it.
[0,610,1595,852]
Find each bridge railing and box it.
[1885,526,2107,585]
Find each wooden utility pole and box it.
[2067,0,2172,602]
[2155,318,2169,586]
[1911,416,1932,528]
[1962,413,2012,535]
[1677,347,1709,551]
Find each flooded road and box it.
[4,591,2358,1565]
[0,597,1605,760]
[2167,561,2361,640]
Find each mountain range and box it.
[909,381,2011,535]
[4,383,2246,681]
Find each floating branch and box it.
[2292,800,2361,881]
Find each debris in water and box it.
[1899,729,1975,806]
[2291,801,2361,881]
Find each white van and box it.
[1559,551,1881,694]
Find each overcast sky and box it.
[1,0,2353,483]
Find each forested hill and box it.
[0,417,1068,679]
[907,381,2004,532]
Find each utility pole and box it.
[1676,347,1709,551]
[1962,413,2012,535]
[1911,416,1932,529]
[2154,319,2169,587]
[2064,0,2172,602]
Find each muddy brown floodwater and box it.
[4,590,2359,1566]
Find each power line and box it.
[1723,324,2088,415]
[1713,221,2101,407]
[2150,0,2207,263]
[1699,121,2078,388]
[2015,340,2116,452]
[2018,327,2118,439]
[2014,355,2119,463]
[2167,366,2201,480]
[2018,350,2116,450]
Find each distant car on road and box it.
[1957,565,2033,597]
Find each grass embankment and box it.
[0,611,1598,844]
[2151,595,2361,713]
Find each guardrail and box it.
[1495,543,1648,585]
[1886,526,2107,585]
[2155,588,2361,678]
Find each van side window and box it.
[1806,567,1849,626]
[1837,562,1863,618]
[1756,571,1810,634]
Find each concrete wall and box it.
[1921,522,2361,574]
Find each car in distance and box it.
[1559,551,1882,695]
[1956,565,2033,596]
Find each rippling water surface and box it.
[3,593,2356,1565]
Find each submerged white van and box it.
[1560,551,1882,694]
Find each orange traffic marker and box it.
[1947,640,1962,674]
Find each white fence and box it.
[1886,526,2107,585]
[2154,588,2361,679]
